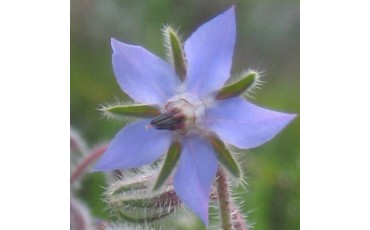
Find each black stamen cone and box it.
[151,111,184,130]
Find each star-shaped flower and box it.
[93,6,296,226]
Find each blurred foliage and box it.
[71,0,299,229]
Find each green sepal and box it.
[108,176,153,197]
[210,135,241,179]
[216,71,257,100]
[110,188,180,208]
[153,141,182,191]
[104,104,160,118]
[116,206,175,223]
[166,27,187,81]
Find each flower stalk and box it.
[71,144,107,184]
[216,167,248,230]
[217,167,233,230]
[70,198,88,230]
[231,205,248,230]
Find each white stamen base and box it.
[164,93,209,136]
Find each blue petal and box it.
[93,119,172,171]
[111,38,181,105]
[173,136,218,226]
[206,97,296,149]
[184,6,236,98]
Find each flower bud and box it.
[106,170,183,224]
[108,186,182,223]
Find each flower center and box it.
[150,93,206,134]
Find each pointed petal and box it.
[111,38,181,105]
[93,119,172,171]
[173,136,218,226]
[206,97,296,149]
[184,6,236,98]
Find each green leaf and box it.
[103,104,160,118]
[153,141,181,191]
[216,71,257,100]
[165,26,187,81]
[210,136,241,179]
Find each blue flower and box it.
[94,6,296,226]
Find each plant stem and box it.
[230,202,248,230]
[70,198,87,230]
[216,167,248,230]
[70,144,107,184]
[216,167,233,230]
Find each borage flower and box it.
[94,6,296,226]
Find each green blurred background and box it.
[71,0,299,229]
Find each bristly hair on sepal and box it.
[162,24,187,81]
[105,208,193,230]
[217,69,265,100]
[240,69,265,99]
[98,99,160,122]
[104,162,190,229]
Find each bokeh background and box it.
[71,0,299,229]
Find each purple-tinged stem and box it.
[230,202,248,230]
[216,167,248,230]
[70,144,107,184]
[70,135,83,154]
[70,198,87,230]
[216,167,233,230]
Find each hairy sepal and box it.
[216,70,262,100]
[209,135,241,179]
[100,103,160,120]
[162,25,187,81]
[153,141,182,191]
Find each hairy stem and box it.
[230,202,248,230]
[216,167,248,230]
[70,198,87,230]
[217,167,233,230]
[70,144,107,184]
